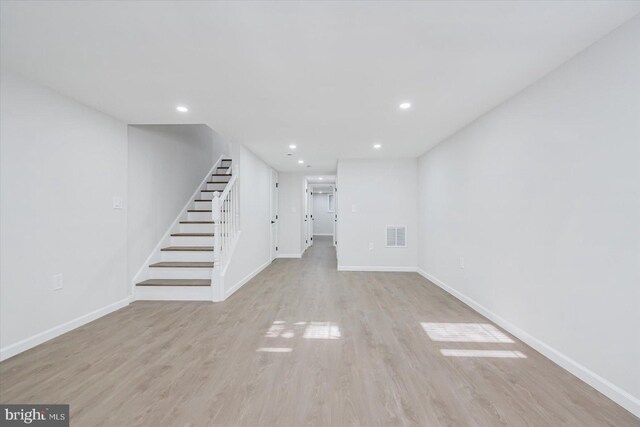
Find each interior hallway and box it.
[0,236,636,426]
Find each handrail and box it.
[216,174,237,202]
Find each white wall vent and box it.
[386,226,407,247]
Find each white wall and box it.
[336,159,418,271]
[313,193,333,235]
[127,124,228,284]
[417,17,640,416]
[223,144,274,297]
[277,173,305,257]
[0,71,128,359]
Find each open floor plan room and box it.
[1,1,639,426]
[1,238,636,426]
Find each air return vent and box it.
[386,226,407,248]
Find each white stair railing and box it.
[211,166,240,301]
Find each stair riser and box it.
[211,174,231,181]
[199,192,215,200]
[188,211,213,221]
[160,251,214,262]
[206,183,228,191]
[194,200,213,210]
[148,267,212,280]
[180,223,215,233]
[171,236,214,246]
[135,285,213,301]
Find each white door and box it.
[309,189,314,246]
[304,187,313,249]
[270,170,278,261]
[331,186,336,247]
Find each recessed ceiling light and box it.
[298,160,304,164]
[318,191,323,194]
[319,177,323,180]
[399,102,411,110]
[289,144,297,149]
[373,144,382,149]
[176,105,189,113]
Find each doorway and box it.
[310,184,335,245]
[304,175,337,258]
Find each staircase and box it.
[133,157,240,301]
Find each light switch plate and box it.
[53,273,63,291]
[113,196,123,209]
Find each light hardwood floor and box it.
[1,236,638,426]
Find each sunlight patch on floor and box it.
[421,322,514,343]
[257,347,293,353]
[261,320,342,352]
[440,349,526,358]
[303,322,342,340]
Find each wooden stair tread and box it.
[171,233,215,237]
[207,181,228,184]
[150,262,213,268]
[161,246,213,251]
[137,279,211,287]
[211,174,231,176]
[188,209,212,212]
[180,220,215,224]
[217,167,230,169]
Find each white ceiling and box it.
[2,1,639,172]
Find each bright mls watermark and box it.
[1,405,68,426]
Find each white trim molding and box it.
[337,266,417,272]
[0,297,131,361]
[416,269,640,418]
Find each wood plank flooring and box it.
[1,236,638,426]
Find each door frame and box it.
[270,169,279,261]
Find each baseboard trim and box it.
[337,266,418,272]
[224,259,272,299]
[276,253,302,259]
[416,269,640,418]
[313,233,332,236]
[0,297,131,362]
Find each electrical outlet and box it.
[460,257,465,269]
[53,273,63,291]
[113,196,123,209]
[369,242,374,251]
